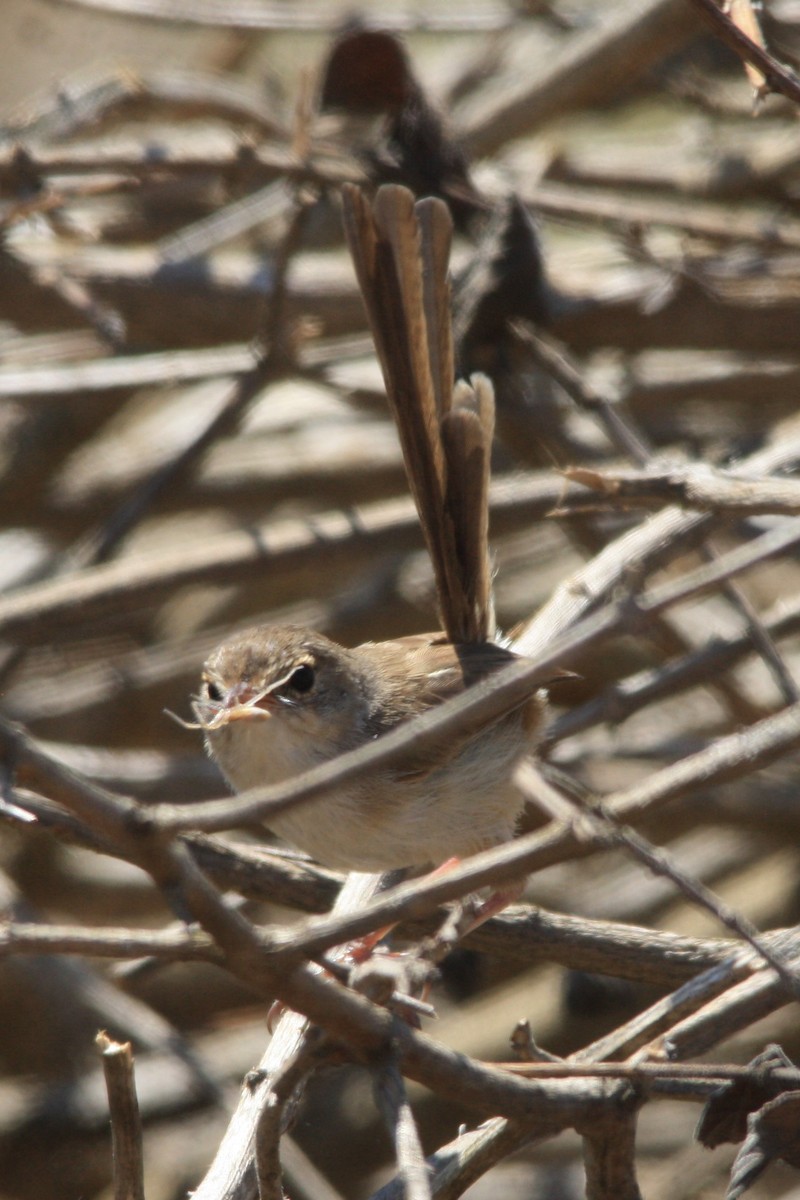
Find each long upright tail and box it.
[341,182,495,644]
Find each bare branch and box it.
[686,0,800,104]
[375,1063,432,1200]
[96,1033,146,1200]
[561,463,800,517]
[254,1030,332,1200]
[582,1109,642,1200]
[0,474,558,645]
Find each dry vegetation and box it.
[4,1,800,1198]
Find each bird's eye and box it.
[205,680,223,703]
[288,664,315,694]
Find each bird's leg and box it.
[426,856,524,936]
[266,920,426,1033]
[267,861,522,1031]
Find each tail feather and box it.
[342,182,496,644]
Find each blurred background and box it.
[3,1,800,1197]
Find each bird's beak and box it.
[220,683,273,723]
[224,706,271,722]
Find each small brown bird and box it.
[192,184,545,881]
[193,626,542,872]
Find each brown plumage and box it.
[342,183,494,644]
[192,185,545,875]
[195,625,543,872]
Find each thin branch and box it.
[0,136,364,187]
[0,473,558,645]
[280,1136,348,1200]
[3,789,340,913]
[519,766,800,1000]
[528,179,800,249]
[407,934,800,1196]
[636,942,800,1064]
[0,343,254,397]
[192,871,385,1200]
[156,181,293,265]
[254,1030,332,1200]
[369,1118,524,1200]
[460,0,703,155]
[582,1109,641,1200]
[65,184,317,572]
[686,0,800,105]
[496,1061,800,1088]
[546,593,800,746]
[0,920,222,963]
[560,463,800,517]
[375,1063,432,1200]
[96,1032,146,1200]
[50,0,512,32]
[6,887,795,998]
[2,65,284,142]
[22,258,127,351]
[514,414,800,657]
[511,324,652,463]
[464,908,762,988]
[512,325,800,704]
